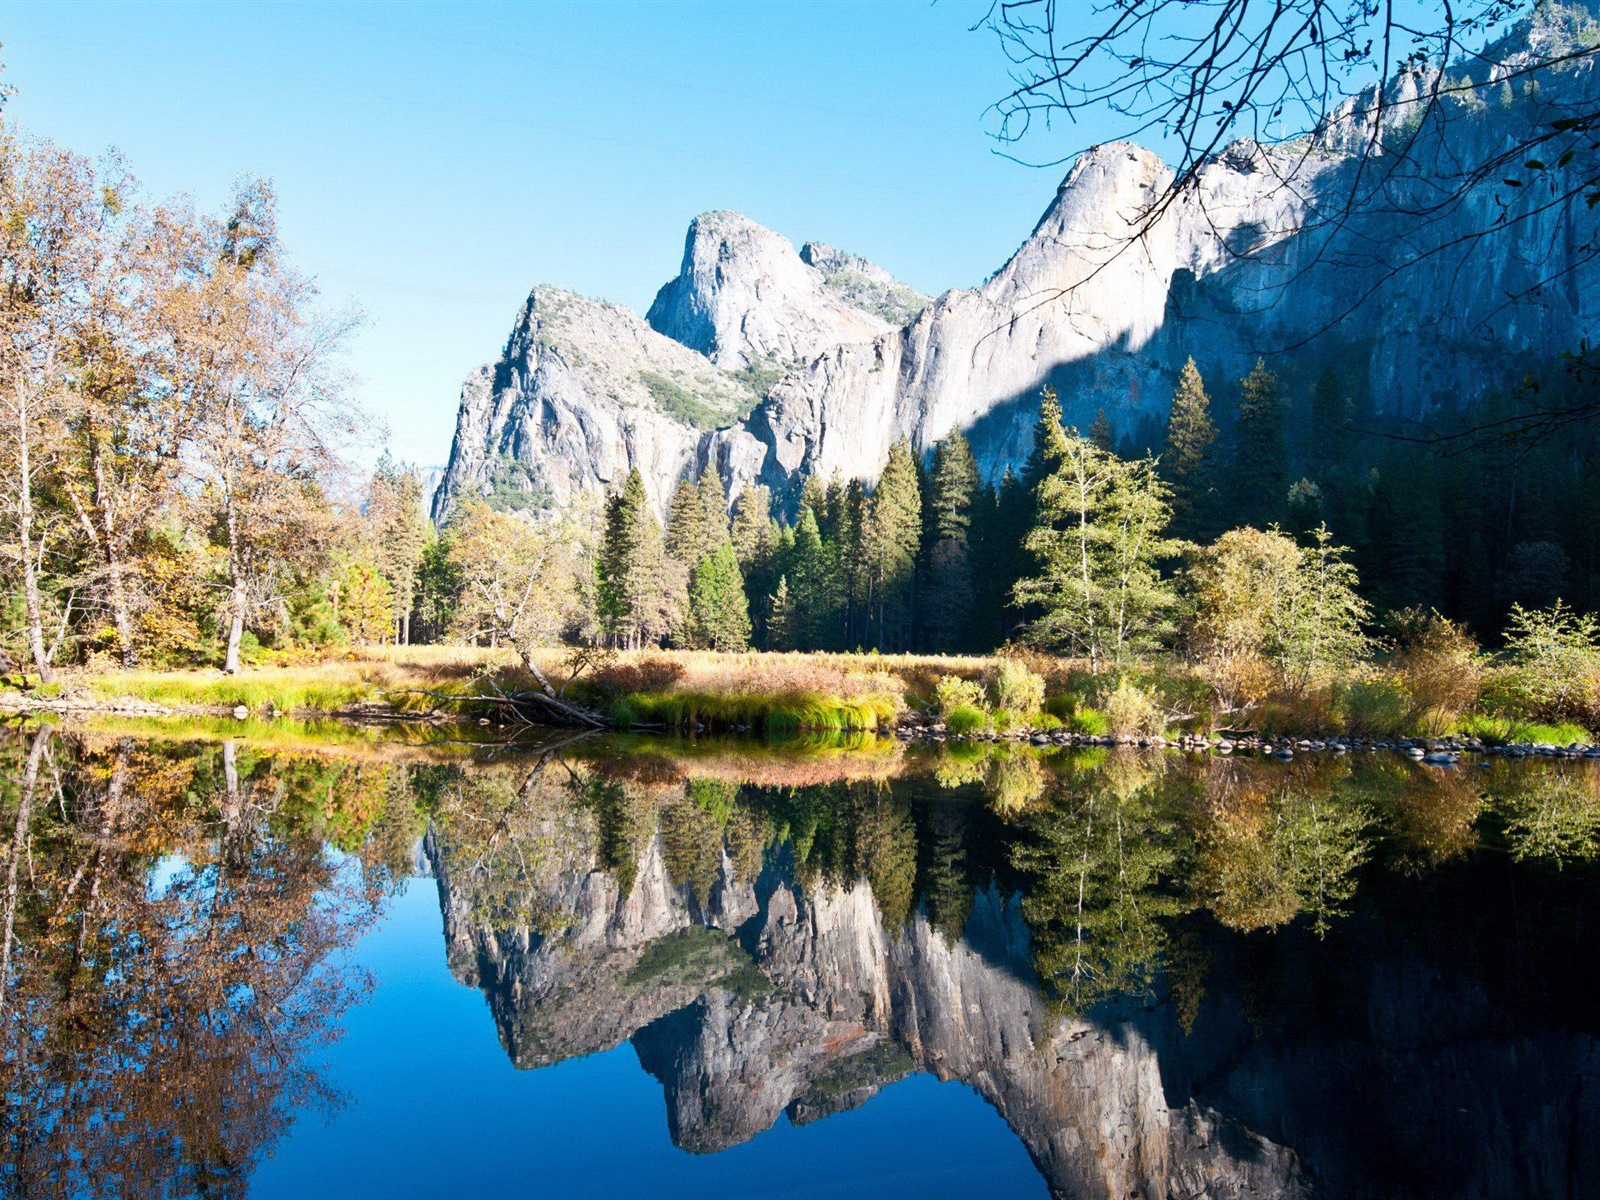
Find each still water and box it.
[4,721,1599,1199]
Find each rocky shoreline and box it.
[889,713,1600,762]
[0,692,427,725]
[5,689,1595,762]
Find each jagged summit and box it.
[799,240,929,326]
[431,285,756,523]
[644,210,913,372]
[436,19,1600,521]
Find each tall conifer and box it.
[598,469,672,649]
[1015,435,1180,670]
[686,543,751,651]
[865,439,923,651]
[922,431,979,650]
[1233,359,1288,527]
[1024,386,1071,491]
[1162,357,1218,540]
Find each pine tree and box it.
[730,484,778,643]
[686,543,751,650]
[1308,367,1353,472]
[839,479,868,646]
[1161,358,1218,541]
[666,469,726,570]
[922,431,979,650]
[767,574,796,651]
[969,469,1031,649]
[1233,359,1288,527]
[864,439,923,651]
[365,454,429,644]
[1015,434,1181,670]
[1089,408,1115,452]
[966,481,1003,649]
[730,484,775,569]
[926,431,979,541]
[790,504,841,649]
[698,466,731,551]
[598,469,672,649]
[1024,386,1071,491]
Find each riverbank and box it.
[3,645,1592,750]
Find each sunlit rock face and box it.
[435,14,1599,518]
[645,211,901,372]
[429,287,756,523]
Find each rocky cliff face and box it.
[435,12,1600,519]
[430,287,757,522]
[645,211,903,372]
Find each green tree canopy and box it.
[1016,420,1181,670]
[686,543,752,651]
[1161,358,1218,541]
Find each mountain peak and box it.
[646,211,896,371]
[800,241,929,326]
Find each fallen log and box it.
[385,685,608,729]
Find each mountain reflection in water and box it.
[3,723,1599,1199]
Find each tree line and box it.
[9,108,1600,681]
[444,352,1497,671]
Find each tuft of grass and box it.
[81,652,547,718]
[1067,707,1110,737]
[73,713,508,762]
[946,704,989,735]
[1457,714,1591,745]
[88,667,382,713]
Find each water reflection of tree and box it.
[0,729,388,1200]
[1193,762,1372,936]
[1012,753,1189,1013]
[419,758,597,930]
[1492,767,1600,866]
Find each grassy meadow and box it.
[4,642,1592,746]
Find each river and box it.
[2,720,1597,1199]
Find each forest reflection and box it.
[4,722,1600,1199]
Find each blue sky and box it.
[4,1,1112,469]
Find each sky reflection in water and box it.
[3,723,1599,1199]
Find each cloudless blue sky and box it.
[4,2,1115,469]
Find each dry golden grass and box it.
[582,648,1005,703]
[61,644,1082,722]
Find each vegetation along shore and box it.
[8,108,1600,757]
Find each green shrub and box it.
[1104,679,1165,738]
[991,707,1017,732]
[935,674,987,716]
[1501,601,1600,723]
[1339,677,1415,737]
[946,704,989,735]
[991,658,1045,716]
[1033,712,1063,731]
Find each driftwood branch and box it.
[384,685,607,729]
